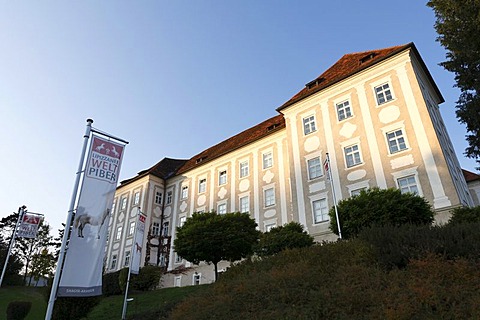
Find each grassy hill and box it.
[0,286,47,320]
[4,223,480,319]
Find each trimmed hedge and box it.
[6,301,31,320]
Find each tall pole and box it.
[326,153,342,239]
[122,207,141,320]
[45,119,93,320]
[0,206,26,287]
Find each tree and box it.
[427,0,480,168]
[0,241,23,286]
[174,211,259,281]
[29,248,55,286]
[448,206,480,225]
[255,222,314,257]
[329,188,434,239]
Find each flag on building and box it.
[323,157,331,181]
[131,212,146,275]
[17,213,43,239]
[58,135,125,297]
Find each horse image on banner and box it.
[74,207,110,239]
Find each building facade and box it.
[104,43,474,287]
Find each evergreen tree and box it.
[427,0,480,168]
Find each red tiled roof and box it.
[177,115,285,174]
[120,157,188,186]
[462,169,480,182]
[277,43,442,111]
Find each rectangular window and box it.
[375,83,393,105]
[110,255,117,270]
[174,276,181,287]
[262,152,273,169]
[265,223,276,232]
[159,253,166,267]
[152,222,160,236]
[350,188,366,196]
[121,197,127,210]
[303,115,317,135]
[344,144,362,168]
[219,171,227,185]
[111,201,116,214]
[313,199,329,224]
[124,251,130,267]
[387,129,407,154]
[162,221,169,236]
[193,273,201,285]
[198,179,206,193]
[116,227,122,240]
[166,191,173,204]
[240,161,249,178]
[181,186,189,199]
[239,196,249,213]
[398,175,419,194]
[128,221,135,236]
[134,192,140,205]
[175,252,182,263]
[155,191,163,204]
[264,188,275,207]
[218,203,227,214]
[336,100,352,121]
[307,157,322,180]
[179,216,186,227]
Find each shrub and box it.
[254,222,314,256]
[103,269,122,296]
[52,296,101,320]
[449,206,480,224]
[132,265,162,291]
[329,187,434,239]
[6,301,32,320]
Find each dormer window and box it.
[359,52,377,64]
[305,77,324,89]
[196,156,207,164]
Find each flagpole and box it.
[45,119,93,320]
[0,206,26,287]
[122,207,141,320]
[326,153,342,239]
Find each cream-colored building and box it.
[105,43,474,287]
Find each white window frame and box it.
[111,201,116,214]
[179,216,186,227]
[217,202,227,214]
[166,191,173,204]
[344,144,362,168]
[152,222,160,236]
[124,251,130,267]
[162,221,169,236]
[121,197,127,210]
[386,129,408,154]
[181,186,189,199]
[336,100,353,121]
[264,187,275,207]
[155,191,163,205]
[312,198,329,224]
[174,276,182,287]
[128,221,135,236]
[264,223,276,232]
[307,156,322,180]
[193,273,201,285]
[133,191,140,205]
[219,170,227,185]
[303,115,317,135]
[174,252,182,264]
[110,254,117,270]
[239,160,249,178]
[116,226,122,241]
[198,178,206,194]
[397,175,420,195]
[391,167,423,196]
[374,82,394,105]
[239,195,249,213]
[262,151,273,169]
[347,180,370,196]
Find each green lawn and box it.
[0,286,47,320]
[86,285,208,320]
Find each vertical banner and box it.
[58,135,125,297]
[17,213,43,239]
[131,213,146,275]
[323,157,331,181]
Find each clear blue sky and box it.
[0,1,477,234]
